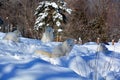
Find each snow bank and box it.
[0,32,120,80]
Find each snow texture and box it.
[57,28,63,32]
[0,32,120,80]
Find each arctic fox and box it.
[3,30,21,42]
[41,27,54,43]
[35,39,75,58]
[97,43,108,52]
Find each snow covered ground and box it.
[0,32,120,80]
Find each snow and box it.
[53,12,63,21]
[51,2,58,8]
[0,32,120,80]
[34,1,72,30]
[66,8,72,14]
[56,21,61,27]
[58,29,63,32]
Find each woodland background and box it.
[0,0,120,43]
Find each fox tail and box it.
[35,50,52,58]
[35,50,62,58]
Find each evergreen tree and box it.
[34,0,72,31]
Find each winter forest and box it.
[0,0,119,42]
[0,0,120,80]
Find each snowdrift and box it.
[0,32,120,80]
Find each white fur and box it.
[3,30,21,42]
[41,27,54,42]
[35,39,75,58]
[97,43,108,52]
[52,38,75,56]
[35,39,75,65]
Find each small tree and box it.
[34,0,72,35]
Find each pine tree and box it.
[34,0,72,31]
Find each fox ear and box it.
[65,38,74,47]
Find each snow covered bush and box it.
[34,0,72,30]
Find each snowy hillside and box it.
[0,32,120,80]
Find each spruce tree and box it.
[34,0,72,31]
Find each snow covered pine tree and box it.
[34,0,72,42]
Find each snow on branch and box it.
[34,0,72,30]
